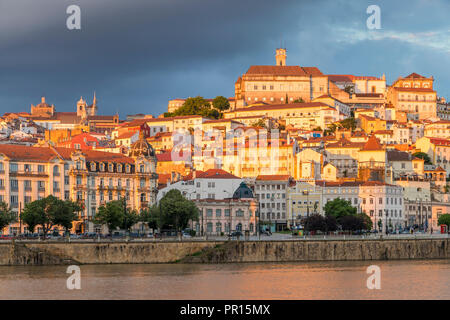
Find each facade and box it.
[193,182,258,236]
[0,140,158,235]
[157,169,243,202]
[254,175,291,231]
[234,48,349,108]
[387,73,437,120]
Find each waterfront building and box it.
[193,182,258,236]
[287,180,322,228]
[0,135,158,235]
[157,169,243,202]
[254,175,292,231]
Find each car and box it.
[228,231,243,238]
[182,233,192,238]
[0,235,13,240]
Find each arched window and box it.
[236,223,242,231]
[140,193,146,202]
[108,163,114,172]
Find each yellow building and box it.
[234,48,349,108]
[387,73,437,120]
[0,137,158,235]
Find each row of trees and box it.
[303,198,373,232]
[163,96,230,119]
[95,189,199,233]
[0,190,200,238]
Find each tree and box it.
[212,96,230,111]
[293,98,305,103]
[340,117,356,131]
[358,212,373,230]
[164,96,221,119]
[159,189,199,232]
[21,196,77,238]
[340,215,364,231]
[324,198,357,222]
[121,208,139,231]
[0,202,16,233]
[251,119,267,129]
[140,205,161,230]
[304,214,327,232]
[325,215,338,232]
[413,152,432,165]
[94,200,124,233]
[438,214,450,228]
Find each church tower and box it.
[77,97,87,118]
[276,48,287,66]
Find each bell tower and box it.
[276,48,287,66]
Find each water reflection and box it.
[0,260,448,300]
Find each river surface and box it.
[0,260,449,299]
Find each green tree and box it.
[21,196,77,238]
[212,96,230,111]
[0,202,16,233]
[324,198,357,222]
[293,98,305,103]
[159,189,199,232]
[165,96,221,119]
[94,200,124,233]
[413,152,432,165]
[340,117,356,130]
[438,214,450,227]
[251,119,267,129]
[121,208,139,231]
[140,205,161,230]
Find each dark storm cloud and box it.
[1,0,450,116]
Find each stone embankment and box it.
[0,238,448,266]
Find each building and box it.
[0,136,158,235]
[193,182,258,236]
[387,73,437,120]
[234,48,349,108]
[157,169,243,202]
[254,175,292,231]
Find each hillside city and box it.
[1,48,450,237]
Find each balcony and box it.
[53,188,61,193]
[38,187,45,192]
[10,203,18,208]
[53,172,60,177]
[24,187,32,192]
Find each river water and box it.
[0,260,449,300]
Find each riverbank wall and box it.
[0,238,449,266]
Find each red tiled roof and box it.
[404,72,427,79]
[245,66,307,76]
[231,102,329,113]
[362,135,383,151]
[0,144,135,164]
[256,175,291,181]
[196,169,240,179]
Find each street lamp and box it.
[369,194,377,232]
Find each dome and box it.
[128,132,156,158]
[232,182,254,199]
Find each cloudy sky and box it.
[1,0,449,117]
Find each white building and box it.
[157,169,243,202]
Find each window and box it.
[207,209,213,217]
[140,193,146,202]
[225,209,230,216]
[140,164,145,173]
[108,163,114,172]
[236,209,244,217]
[216,209,221,217]
[76,175,82,185]
[10,179,18,191]
[65,176,70,185]
[9,163,18,172]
